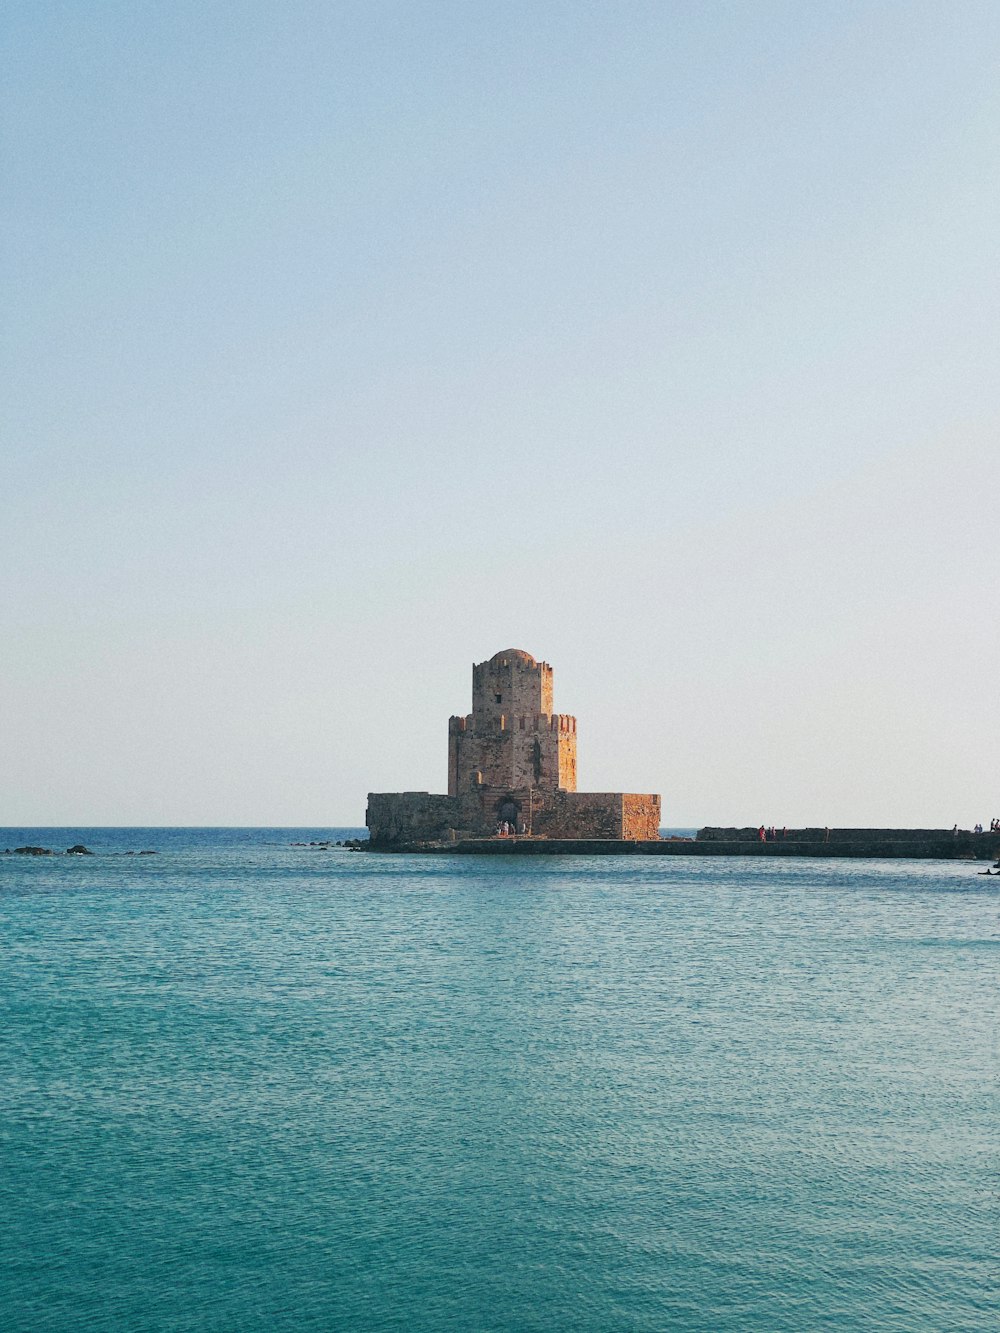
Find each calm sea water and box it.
[2,829,996,1332]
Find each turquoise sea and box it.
[2,828,997,1332]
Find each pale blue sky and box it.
[3,2,998,825]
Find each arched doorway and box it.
[495,795,521,834]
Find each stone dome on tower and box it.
[489,649,536,667]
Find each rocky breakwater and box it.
[4,845,158,856]
[290,839,367,851]
[696,827,1000,860]
[364,827,1000,859]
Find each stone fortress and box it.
[367,649,661,846]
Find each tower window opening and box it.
[495,693,502,704]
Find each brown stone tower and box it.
[448,649,577,796]
[368,647,660,844]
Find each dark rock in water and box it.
[138,849,157,855]
[14,846,54,856]
[65,845,93,855]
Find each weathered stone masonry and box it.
[448,649,576,795]
[367,649,660,845]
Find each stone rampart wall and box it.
[367,787,661,846]
[365,792,462,845]
[622,794,662,840]
[533,791,621,840]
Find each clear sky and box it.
[3,1,998,827]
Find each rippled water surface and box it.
[2,829,997,1331]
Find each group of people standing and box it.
[757,825,786,842]
[974,819,999,833]
[495,821,524,837]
